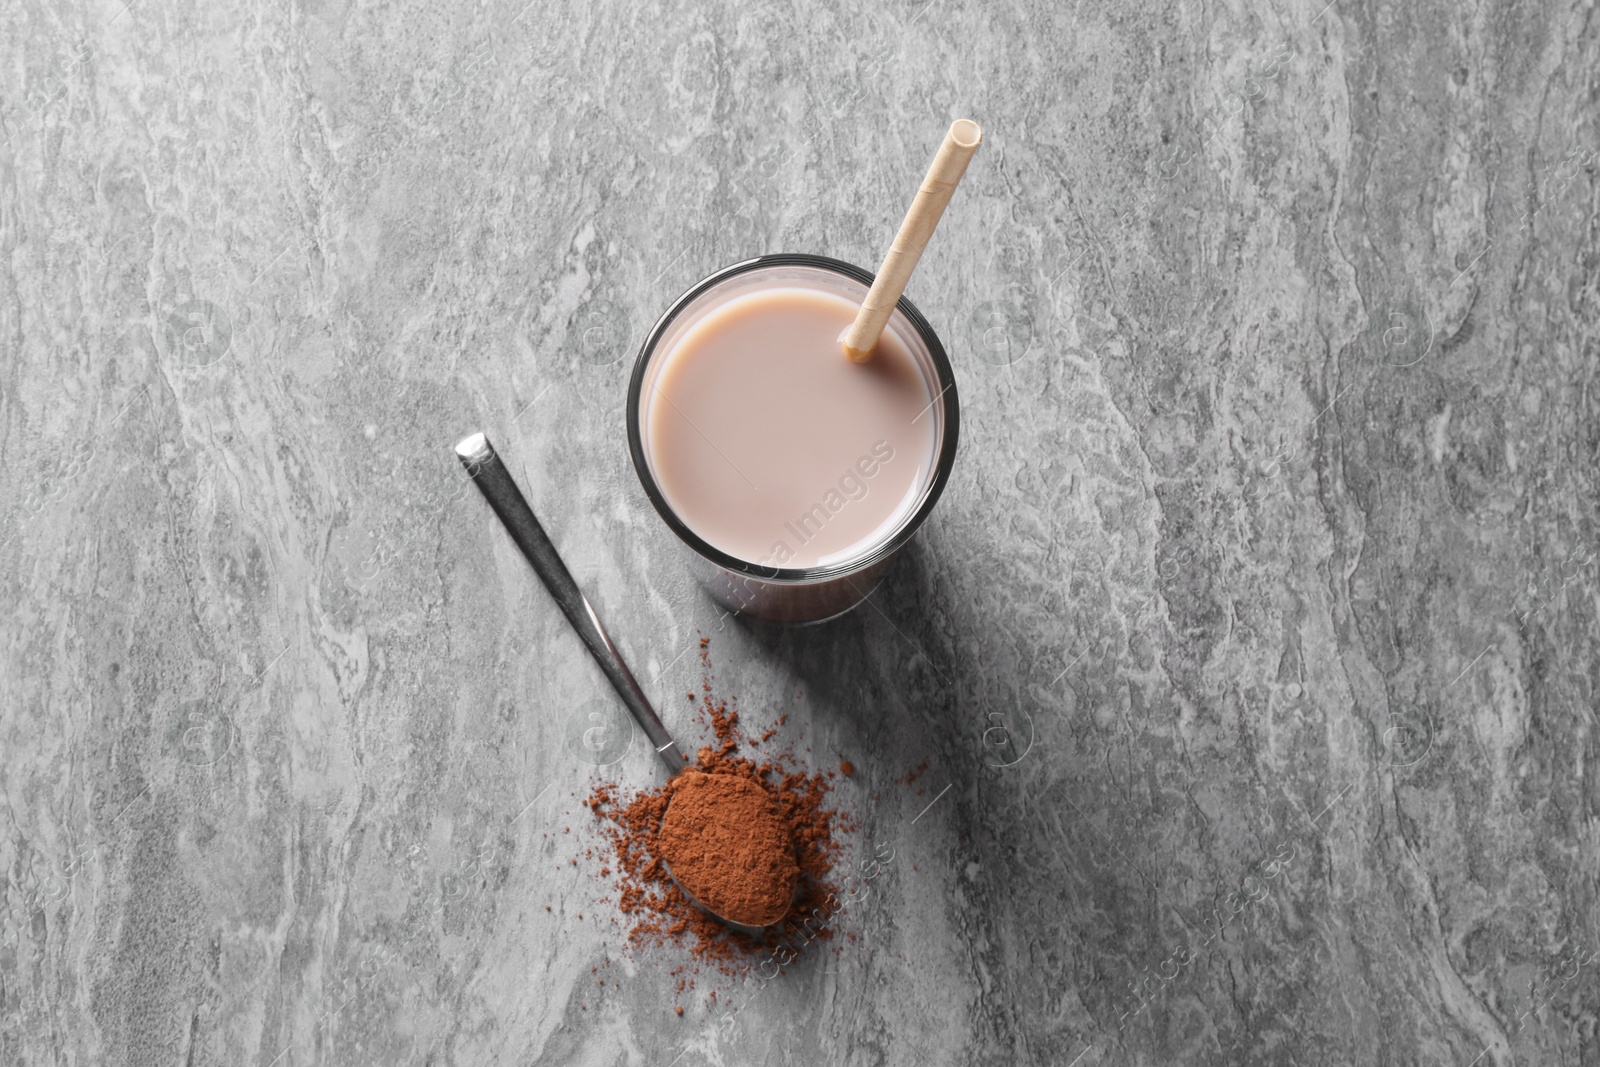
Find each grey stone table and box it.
[2,0,1597,1063]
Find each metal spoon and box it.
[454,432,797,930]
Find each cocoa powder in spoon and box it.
[658,770,798,927]
[584,645,854,976]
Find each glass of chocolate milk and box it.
[627,254,959,624]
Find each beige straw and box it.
[842,118,983,363]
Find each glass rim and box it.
[626,252,961,583]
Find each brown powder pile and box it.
[658,770,799,927]
[584,644,854,977]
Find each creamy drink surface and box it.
[644,285,938,569]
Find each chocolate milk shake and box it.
[643,285,938,569]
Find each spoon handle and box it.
[455,432,689,776]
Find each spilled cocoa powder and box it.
[585,643,854,977]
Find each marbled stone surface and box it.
[3,0,1598,1063]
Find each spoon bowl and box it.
[655,769,799,930]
